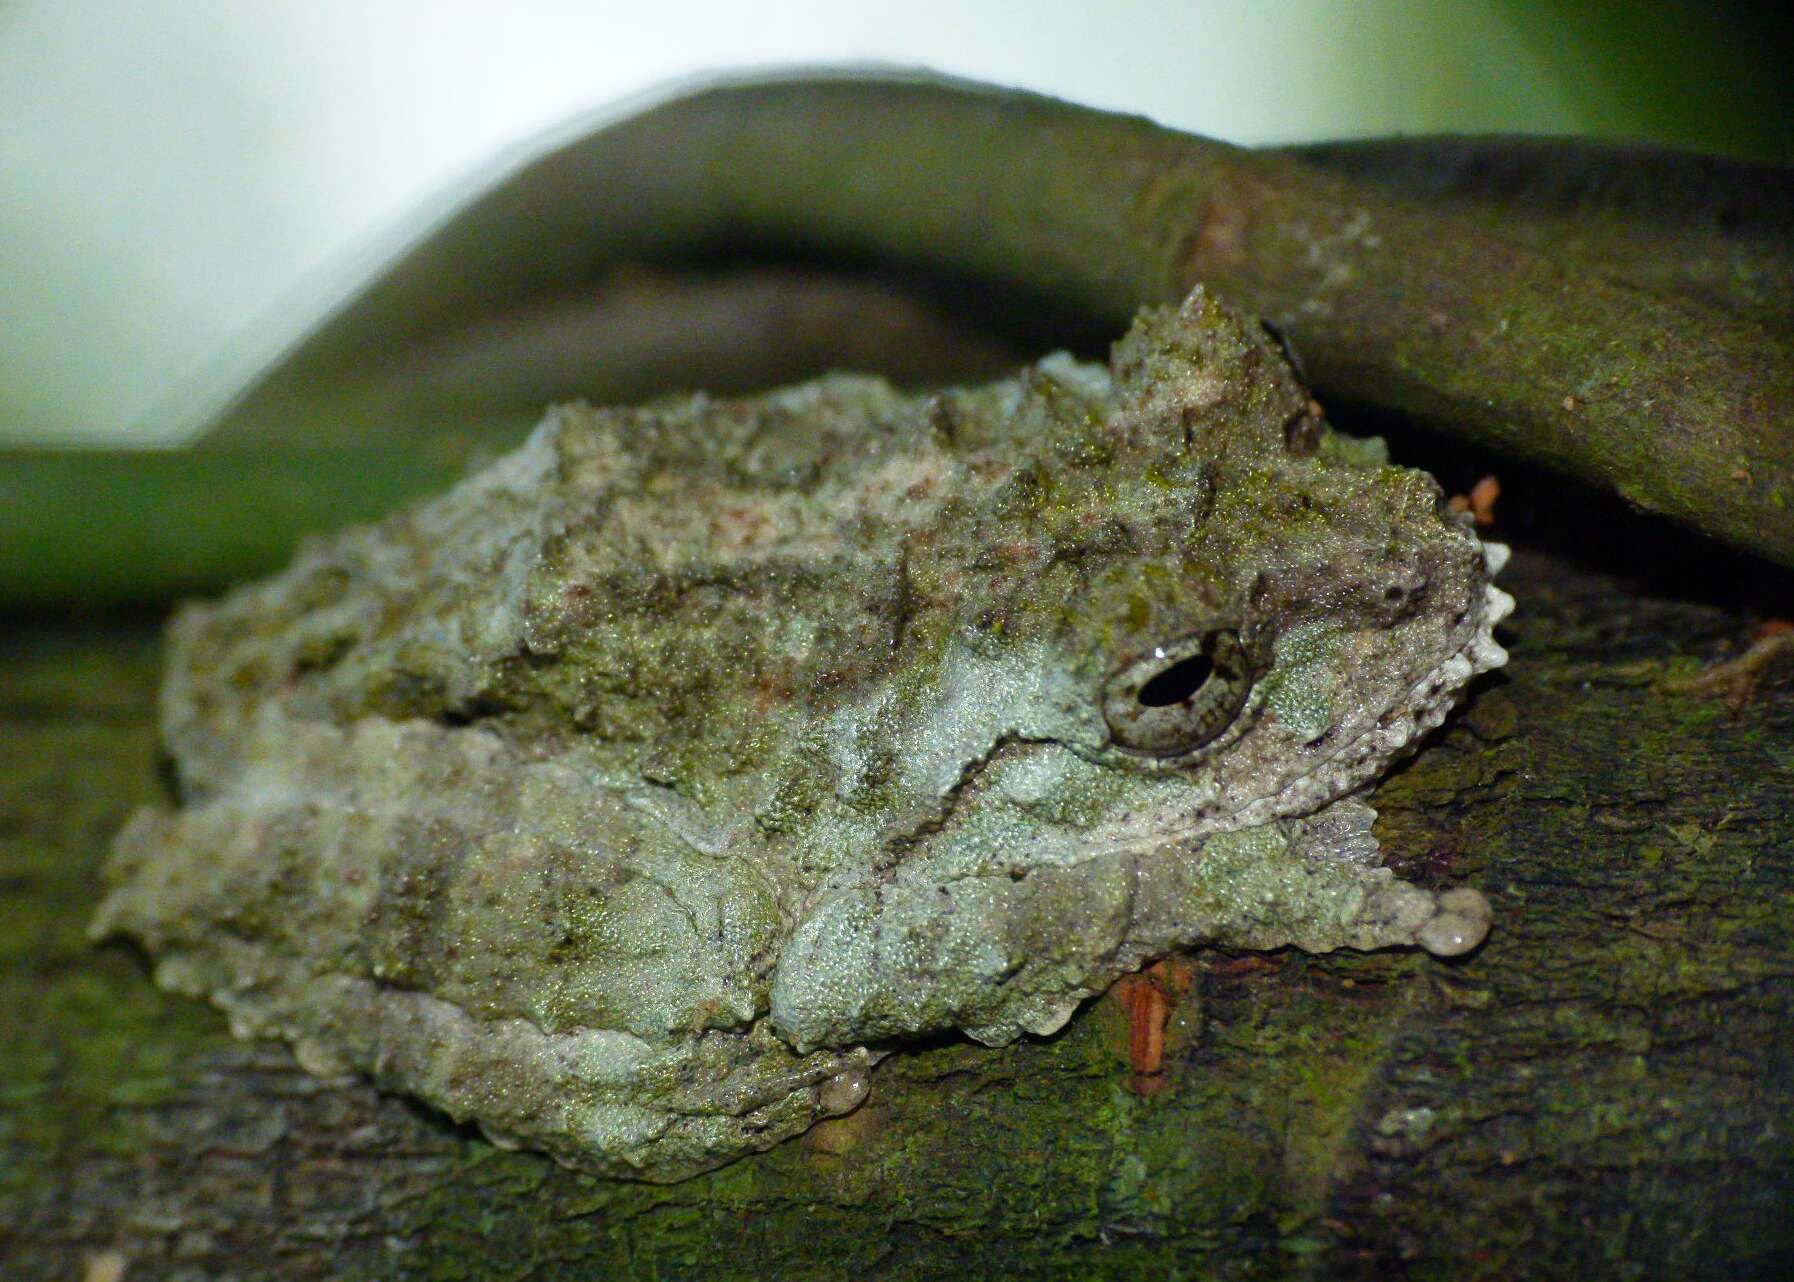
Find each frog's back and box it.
[94,372,1013,1178]
[161,374,1003,800]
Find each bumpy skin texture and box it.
[93,289,1510,1182]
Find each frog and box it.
[91,286,1511,1182]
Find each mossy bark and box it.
[1278,135,1794,334]
[205,74,1794,566]
[4,494,1793,1279]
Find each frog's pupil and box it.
[1137,654,1214,707]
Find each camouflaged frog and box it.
[93,287,1510,1181]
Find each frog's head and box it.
[769,292,1509,1051]
[864,288,1510,850]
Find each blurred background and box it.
[2,0,1790,448]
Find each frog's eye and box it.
[1102,629,1254,756]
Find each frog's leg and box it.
[770,796,1488,1052]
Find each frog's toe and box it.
[1346,879,1491,956]
[1414,886,1492,957]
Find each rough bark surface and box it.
[1280,135,1794,333]
[3,478,1793,1280]
[205,75,1794,565]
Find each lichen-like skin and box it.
[92,288,1510,1182]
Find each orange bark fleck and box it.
[1112,958,1197,1096]
[1447,474,1502,526]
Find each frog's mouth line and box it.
[872,730,1067,878]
